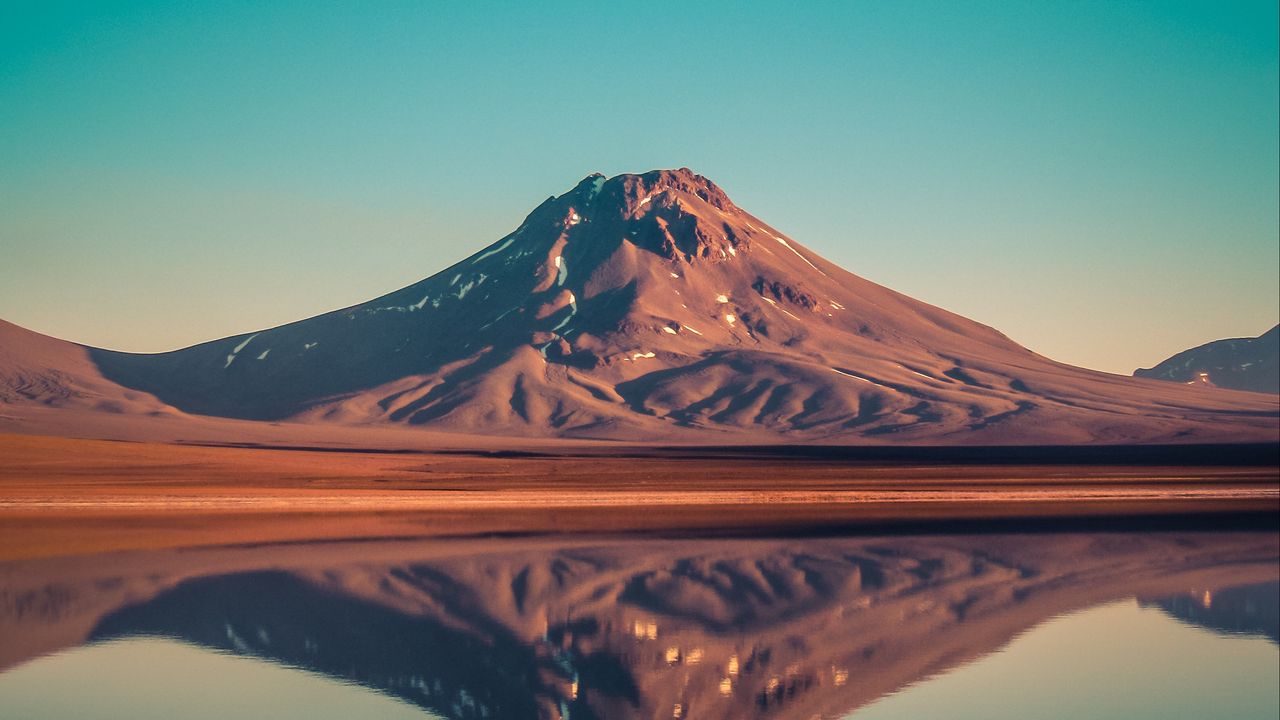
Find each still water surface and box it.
[1,530,1276,719]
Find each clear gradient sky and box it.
[2,1,1276,374]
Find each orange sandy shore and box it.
[1,433,1276,561]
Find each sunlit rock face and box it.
[2,169,1276,442]
[0,532,1265,719]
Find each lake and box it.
[1,528,1276,719]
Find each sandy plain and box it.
[1,432,1275,561]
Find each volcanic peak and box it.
[8,167,1272,443]
[557,168,733,214]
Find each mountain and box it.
[1135,326,1279,394]
[4,169,1278,442]
[5,532,1277,719]
[0,319,175,416]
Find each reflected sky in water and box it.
[0,530,1276,719]
[848,598,1278,720]
[0,638,435,720]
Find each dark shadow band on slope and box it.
[179,441,1280,466]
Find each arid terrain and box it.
[1,432,1275,562]
[2,170,1276,720]
[4,4,1278,718]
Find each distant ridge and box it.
[1135,326,1278,394]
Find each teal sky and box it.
[2,1,1276,374]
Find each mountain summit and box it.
[8,169,1277,442]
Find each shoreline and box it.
[2,432,1276,560]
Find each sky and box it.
[1,1,1276,374]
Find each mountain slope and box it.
[7,169,1278,443]
[1135,326,1278,394]
[0,320,175,417]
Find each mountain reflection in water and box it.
[1,530,1276,719]
[1142,581,1279,643]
